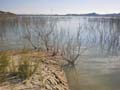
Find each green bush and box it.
[0,52,10,82]
[18,56,40,79]
[0,52,41,83]
[0,52,9,73]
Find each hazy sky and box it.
[0,0,120,14]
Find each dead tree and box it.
[23,20,38,50]
[62,24,88,66]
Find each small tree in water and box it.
[62,25,88,67]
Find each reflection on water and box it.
[64,55,120,90]
[0,16,120,90]
[65,68,110,90]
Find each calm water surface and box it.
[0,16,120,90]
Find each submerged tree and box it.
[61,24,89,66]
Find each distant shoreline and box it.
[17,13,120,17]
[0,10,120,17]
[0,11,16,17]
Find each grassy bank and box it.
[0,50,69,90]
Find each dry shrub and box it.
[0,52,9,73]
[17,56,40,79]
[0,52,10,82]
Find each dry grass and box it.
[0,52,10,73]
[0,50,42,83]
[17,56,40,79]
[0,52,10,83]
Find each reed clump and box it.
[0,51,41,83]
[0,52,10,82]
[18,56,36,79]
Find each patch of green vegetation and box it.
[0,52,10,82]
[0,51,42,84]
[9,59,17,73]
[0,52,9,73]
[17,56,40,80]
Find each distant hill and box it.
[103,13,120,16]
[66,13,98,16]
[0,11,16,16]
[66,13,120,17]
[0,11,120,17]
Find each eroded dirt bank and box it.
[0,50,69,90]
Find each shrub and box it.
[0,52,9,73]
[0,52,10,82]
[9,59,17,73]
[18,56,40,79]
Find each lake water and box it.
[0,15,120,90]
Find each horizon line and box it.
[1,10,120,15]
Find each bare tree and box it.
[36,17,58,52]
[22,16,58,51]
[23,20,38,49]
[61,24,88,66]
